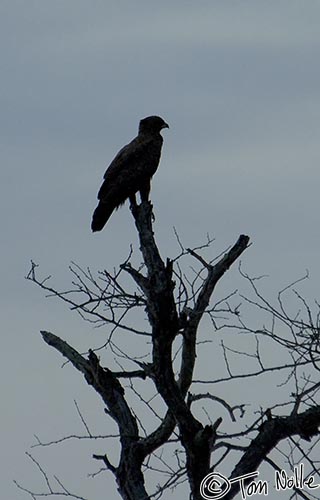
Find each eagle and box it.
[91,115,169,232]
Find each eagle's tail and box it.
[91,202,114,232]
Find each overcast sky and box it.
[2,1,320,499]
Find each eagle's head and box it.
[139,116,169,135]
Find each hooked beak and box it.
[162,122,169,129]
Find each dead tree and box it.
[22,201,320,500]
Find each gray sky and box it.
[2,1,320,499]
